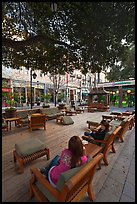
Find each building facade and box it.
[98,80,135,107]
[2,66,106,106]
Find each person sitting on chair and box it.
[41,135,88,187]
[84,120,110,141]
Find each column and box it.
[25,86,27,103]
[118,86,123,108]
[44,83,46,94]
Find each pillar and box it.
[25,86,27,103]
[44,83,46,94]
[118,86,123,108]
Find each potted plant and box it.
[36,97,41,106]
[42,93,51,108]
[5,99,17,118]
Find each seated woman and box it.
[41,136,88,187]
[84,120,110,141]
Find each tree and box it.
[2,2,135,74]
[106,46,135,81]
[48,73,66,106]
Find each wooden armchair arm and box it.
[92,139,107,144]
[93,125,102,132]
[82,135,106,144]
[30,167,59,199]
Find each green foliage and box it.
[106,46,135,81]
[42,93,51,103]
[2,92,8,98]
[2,2,135,74]
[5,99,17,107]
[5,106,16,111]
[58,93,64,102]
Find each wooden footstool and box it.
[13,138,50,173]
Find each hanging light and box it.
[32,72,37,79]
[127,90,131,93]
[51,3,57,12]
[116,90,119,94]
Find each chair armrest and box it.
[92,139,107,144]
[30,167,59,198]
[82,135,106,144]
[92,125,102,132]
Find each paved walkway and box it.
[94,127,135,202]
[81,124,135,202]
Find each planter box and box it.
[5,109,17,118]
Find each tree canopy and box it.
[106,45,135,81]
[2,2,135,74]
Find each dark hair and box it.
[100,120,109,131]
[68,136,84,168]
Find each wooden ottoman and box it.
[13,138,50,173]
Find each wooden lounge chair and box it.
[118,114,135,142]
[28,114,47,131]
[29,153,103,202]
[86,121,100,129]
[122,111,135,123]
[110,111,122,116]
[110,114,135,142]
[82,125,122,166]
[102,114,114,122]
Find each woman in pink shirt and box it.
[42,136,88,187]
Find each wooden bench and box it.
[82,126,122,166]
[88,103,109,112]
[29,153,103,202]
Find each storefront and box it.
[98,80,135,107]
[2,79,12,107]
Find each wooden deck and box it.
[2,111,134,202]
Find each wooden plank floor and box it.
[2,111,134,202]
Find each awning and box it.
[82,93,89,96]
[2,88,12,92]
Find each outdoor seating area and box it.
[29,153,103,202]
[2,2,135,202]
[2,108,135,202]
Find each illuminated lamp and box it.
[127,90,131,93]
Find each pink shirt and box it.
[49,149,88,186]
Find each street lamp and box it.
[51,2,57,12]
[30,69,37,109]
